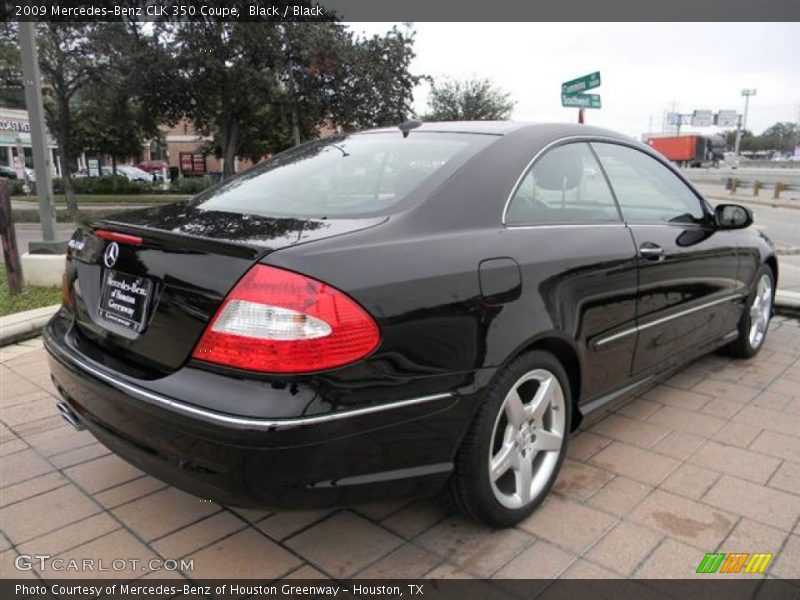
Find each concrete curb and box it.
[775,290,800,318]
[2,290,798,349]
[0,304,59,347]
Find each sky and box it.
[349,22,800,139]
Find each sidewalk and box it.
[1,317,799,581]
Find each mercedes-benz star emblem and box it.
[103,242,119,268]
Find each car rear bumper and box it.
[44,313,482,508]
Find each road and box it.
[750,206,800,292]
[684,166,800,187]
[701,197,800,292]
[737,203,800,248]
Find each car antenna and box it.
[330,143,349,157]
[398,120,422,138]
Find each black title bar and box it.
[2,0,799,22]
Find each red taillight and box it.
[94,229,143,246]
[191,265,381,373]
[61,271,73,307]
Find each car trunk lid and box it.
[65,201,385,376]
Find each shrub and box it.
[71,176,150,195]
[5,179,27,196]
[170,177,213,195]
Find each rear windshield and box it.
[192,132,492,218]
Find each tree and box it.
[759,122,799,154]
[78,87,150,176]
[331,26,424,129]
[75,23,162,178]
[3,22,159,202]
[424,77,515,121]
[165,21,423,178]
[0,24,25,113]
[722,122,799,154]
[36,23,106,211]
[0,23,21,87]
[165,21,290,179]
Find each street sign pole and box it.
[18,22,64,254]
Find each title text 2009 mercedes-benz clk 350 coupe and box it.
[45,122,777,526]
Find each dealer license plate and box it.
[98,270,153,332]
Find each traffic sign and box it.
[562,71,601,96]
[561,93,601,109]
[716,110,739,127]
[691,110,714,127]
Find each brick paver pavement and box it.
[1,317,799,581]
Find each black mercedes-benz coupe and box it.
[45,122,777,526]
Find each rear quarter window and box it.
[505,142,621,225]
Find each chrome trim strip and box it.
[594,294,743,349]
[637,294,743,333]
[506,223,626,230]
[313,462,454,488]
[47,338,454,431]
[721,329,739,341]
[593,325,639,348]
[580,376,654,416]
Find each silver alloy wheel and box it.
[748,273,773,349]
[488,369,566,509]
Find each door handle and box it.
[639,242,664,260]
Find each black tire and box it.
[726,265,775,359]
[449,350,572,527]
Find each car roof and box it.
[365,121,635,141]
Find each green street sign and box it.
[561,93,601,109]
[562,71,601,96]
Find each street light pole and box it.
[18,21,63,254]
[734,88,757,157]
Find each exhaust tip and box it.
[56,402,85,431]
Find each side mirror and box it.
[715,204,753,230]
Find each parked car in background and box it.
[0,165,18,179]
[138,160,168,174]
[113,165,153,182]
[46,122,777,527]
[75,165,152,182]
[138,160,169,182]
[723,152,741,169]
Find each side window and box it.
[505,143,620,225]
[591,142,706,224]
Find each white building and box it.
[0,106,61,177]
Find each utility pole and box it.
[18,21,64,254]
[734,88,757,157]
